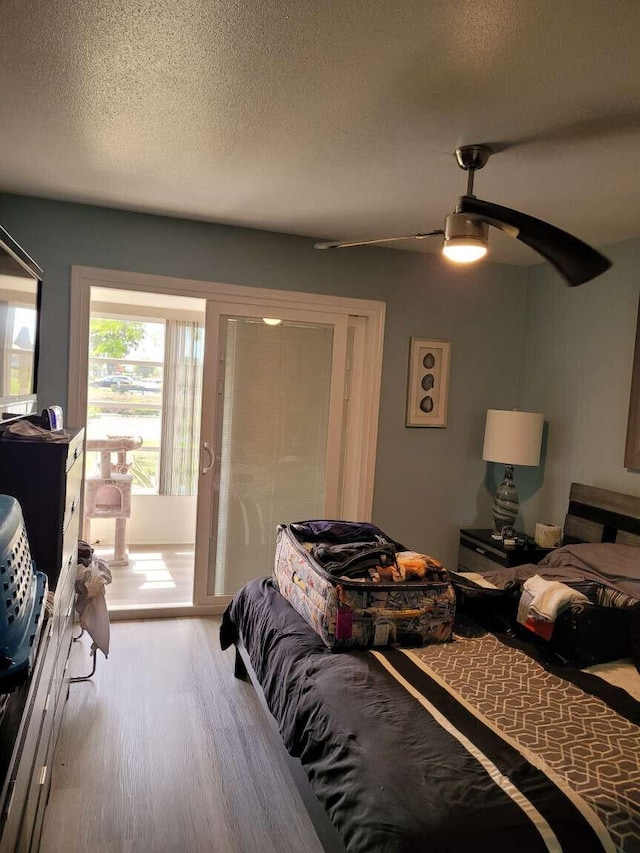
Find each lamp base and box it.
[492,463,519,534]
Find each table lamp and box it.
[482,409,544,538]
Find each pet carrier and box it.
[0,495,47,691]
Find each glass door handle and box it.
[202,442,215,474]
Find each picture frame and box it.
[406,337,451,428]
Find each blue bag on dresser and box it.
[0,495,47,691]
[273,520,456,650]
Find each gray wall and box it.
[0,193,529,567]
[518,236,640,532]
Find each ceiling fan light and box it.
[442,240,488,263]
[442,213,488,264]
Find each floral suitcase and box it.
[272,520,456,650]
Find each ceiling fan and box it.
[314,145,611,286]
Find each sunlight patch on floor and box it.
[125,551,164,561]
[132,566,173,579]
[93,545,195,608]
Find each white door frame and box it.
[68,266,386,615]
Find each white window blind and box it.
[213,317,333,595]
[159,319,204,496]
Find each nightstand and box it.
[458,528,553,575]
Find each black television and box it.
[0,226,41,420]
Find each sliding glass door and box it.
[194,302,349,603]
[69,266,384,615]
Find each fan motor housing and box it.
[455,145,492,171]
[444,213,489,243]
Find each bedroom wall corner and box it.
[518,235,640,534]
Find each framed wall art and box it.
[406,337,451,428]
[625,299,640,468]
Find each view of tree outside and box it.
[87,316,165,492]
[90,318,145,362]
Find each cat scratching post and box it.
[83,436,143,566]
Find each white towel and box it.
[75,557,112,657]
[517,575,588,626]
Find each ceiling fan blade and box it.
[314,230,444,250]
[458,196,611,286]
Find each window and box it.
[86,313,204,495]
[87,317,165,493]
[3,304,37,396]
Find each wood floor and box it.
[40,618,324,853]
[94,545,195,609]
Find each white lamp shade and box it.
[482,409,544,467]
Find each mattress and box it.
[221,578,640,853]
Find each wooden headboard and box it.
[563,483,640,547]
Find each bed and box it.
[220,484,640,852]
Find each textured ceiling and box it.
[1,0,640,265]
